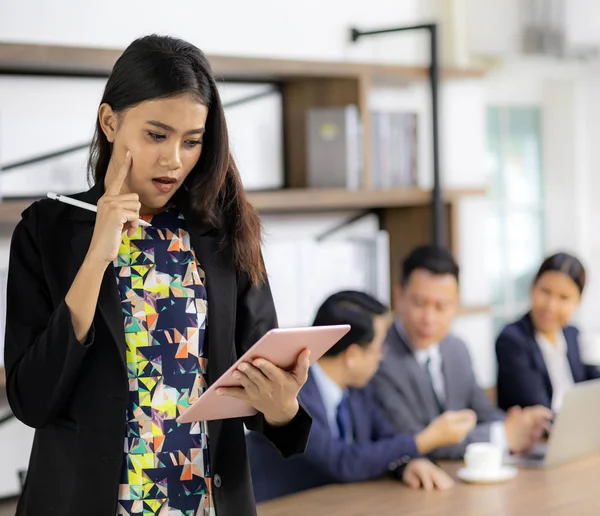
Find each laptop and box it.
[506,378,600,468]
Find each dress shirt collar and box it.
[394,318,441,365]
[311,362,345,431]
[535,330,567,354]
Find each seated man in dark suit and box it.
[247,290,477,503]
[373,245,553,460]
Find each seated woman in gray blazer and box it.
[496,253,600,413]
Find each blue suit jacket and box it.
[495,313,600,411]
[247,370,419,502]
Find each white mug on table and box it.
[464,442,503,475]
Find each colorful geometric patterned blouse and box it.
[113,208,215,516]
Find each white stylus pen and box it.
[47,192,152,227]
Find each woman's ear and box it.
[98,103,118,143]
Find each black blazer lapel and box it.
[186,227,236,386]
[69,184,128,371]
[565,328,584,382]
[187,226,236,457]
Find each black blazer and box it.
[495,312,600,411]
[4,183,311,516]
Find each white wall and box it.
[0,76,101,196]
[0,79,283,195]
[453,313,495,387]
[578,64,600,357]
[0,0,428,64]
[0,417,34,497]
[459,0,600,64]
[541,78,589,256]
[262,213,391,329]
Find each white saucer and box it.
[457,466,518,484]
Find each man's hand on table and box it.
[402,459,455,491]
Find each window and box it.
[486,107,544,335]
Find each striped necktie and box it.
[425,356,445,414]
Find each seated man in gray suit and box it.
[373,245,552,460]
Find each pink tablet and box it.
[176,324,350,423]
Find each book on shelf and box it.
[371,111,418,189]
[306,105,363,190]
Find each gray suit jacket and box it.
[373,324,505,460]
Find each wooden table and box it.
[258,456,600,516]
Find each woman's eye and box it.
[147,132,166,142]
[185,140,203,147]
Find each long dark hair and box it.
[88,34,264,284]
[533,252,586,295]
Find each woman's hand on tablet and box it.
[217,348,311,426]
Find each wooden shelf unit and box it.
[0,41,485,190]
[248,187,485,213]
[0,187,486,223]
[0,42,485,82]
[0,41,489,313]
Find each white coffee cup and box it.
[464,443,503,474]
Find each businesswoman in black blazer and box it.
[4,35,311,516]
[496,253,600,413]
